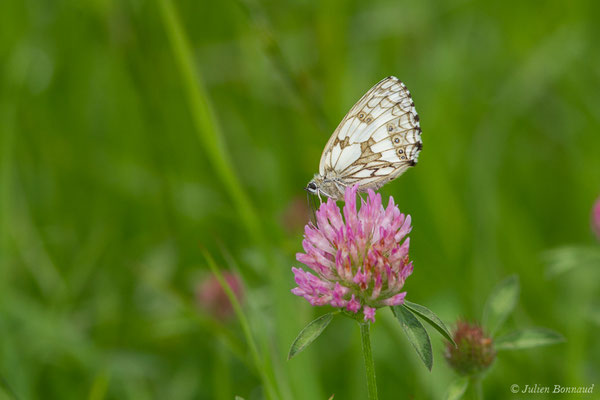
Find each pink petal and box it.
[346,295,361,313]
[363,306,376,323]
[381,292,407,306]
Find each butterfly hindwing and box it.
[318,76,422,192]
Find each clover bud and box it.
[444,320,495,376]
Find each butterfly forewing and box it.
[318,76,422,192]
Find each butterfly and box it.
[305,76,422,201]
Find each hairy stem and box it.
[473,376,483,400]
[360,323,378,400]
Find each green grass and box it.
[1,0,600,399]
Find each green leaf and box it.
[589,307,600,327]
[404,301,456,347]
[234,397,245,400]
[483,275,520,336]
[288,313,334,360]
[495,328,565,350]
[444,376,469,400]
[392,306,433,371]
[543,246,600,278]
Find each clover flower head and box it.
[291,184,413,323]
[444,320,496,376]
[197,272,243,320]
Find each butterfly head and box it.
[305,180,319,195]
[305,175,344,202]
[306,175,330,197]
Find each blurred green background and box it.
[1,0,599,399]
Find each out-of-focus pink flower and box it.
[291,184,413,323]
[196,272,243,320]
[592,197,600,241]
[281,197,311,235]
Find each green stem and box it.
[360,323,378,400]
[473,377,483,400]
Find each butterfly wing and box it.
[318,76,422,191]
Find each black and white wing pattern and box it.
[318,76,422,191]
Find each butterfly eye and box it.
[394,138,400,144]
[397,149,403,154]
[306,182,317,192]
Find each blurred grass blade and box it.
[0,373,18,400]
[87,372,109,400]
[0,103,15,279]
[444,376,469,400]
[483,275,520,336]
[392,306,433,371]
[495,328,565,351]
[234,0,329,131]
[288,312,334,360]
[234,397,245,400]
[202,250,279,400]
[543,246,600,278]
[403,301,456,347]
[156,0,262,241]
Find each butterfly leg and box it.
[358,192,367,204]
[333,180,347,200]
